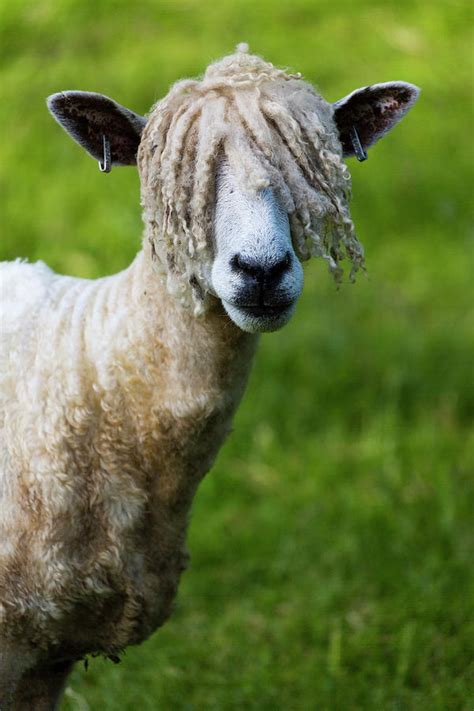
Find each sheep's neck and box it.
[85,250,258,507]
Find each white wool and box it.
[0,260,54,332]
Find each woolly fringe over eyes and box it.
[138,49,365,315]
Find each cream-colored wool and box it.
[139,47,364,314]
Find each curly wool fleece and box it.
[138,45,365,314]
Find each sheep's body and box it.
[0,251,256,701]
[0,45,419,708]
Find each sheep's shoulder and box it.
[0,259,55,331]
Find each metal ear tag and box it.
[350,126,368,162]
[99,135,111,173]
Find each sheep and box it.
[0,44,419,709]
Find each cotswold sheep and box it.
[0,45,419,709]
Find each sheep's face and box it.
[211,160,303,333]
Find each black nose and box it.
[230,251,291,286]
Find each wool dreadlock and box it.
[138,45,364,315]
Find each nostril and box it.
[230,254,263,280]
[268,251,291,281]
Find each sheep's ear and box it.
[47,91,147,168]
[333,82,420,160]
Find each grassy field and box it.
[1,1,473,709]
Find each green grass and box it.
[1,1,473,709]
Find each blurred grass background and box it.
[1,0,473,709]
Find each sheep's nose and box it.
[230,251,291,286]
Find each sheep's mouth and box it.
[221,297,297,333]
[238,302,294,318]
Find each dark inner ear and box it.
[47,91,147,166]
[333,83,420,157]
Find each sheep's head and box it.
[47,46,419,333]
